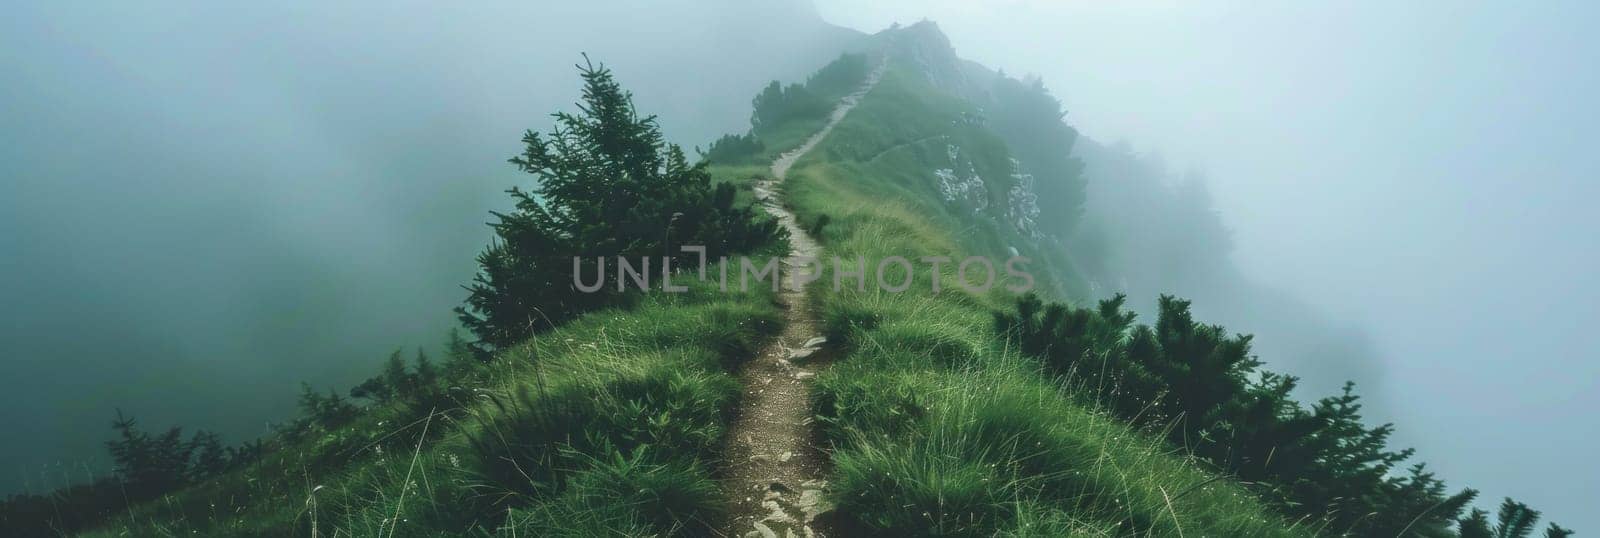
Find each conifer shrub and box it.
[992,293,1573,536]
[457,57,783,355]
[701,132,765,165]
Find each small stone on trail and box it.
[748,522,779,538]
[801,336,827,348]
[797,488,834,521]
[761,500,798,523]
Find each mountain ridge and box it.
[0,18,1572,538]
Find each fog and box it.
[4,0,1594,529]
[816,0,1599,528]
[0,1,858,495]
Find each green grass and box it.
[754,115,829,161]
[707,163,773,210]
[68,52,1305,538]
[80,280,782,537]
[704,53,874,169]
[60,52,809,538]
[783,63,1306,536]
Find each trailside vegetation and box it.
[993,293,1568,535]
[456,56,783,355]
[0,29,1577,538]
[0,58,790,537]
[985,73,1086,233]
[702,53,872,166]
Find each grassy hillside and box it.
[4,37,1295,538]
[64,280,779,536]
[775,61,1302,536]
[767,24,1566,538]
[18,44,1300,538]
[6,21,1568,538]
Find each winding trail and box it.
[721,64,883,538]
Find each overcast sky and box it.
[2,0,1593,529]
[816,0,1599,528]
[0,0,853,497]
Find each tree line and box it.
[996,293,1572,537]
[0,334,480,536]
[704,53,871,165]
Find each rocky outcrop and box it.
[880,21,978,98]
[934,140,990,214]
[1006,158,1042,239]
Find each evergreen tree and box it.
[297,383,357,427]
[444,327,477,374]
[1495,498,1542,538]
[105,411,192,499]
[414,347,438,389]
[1457,498,1571,538]
[228,439,265,469]
[349,349,408,403]
[750,80,829,130]
[1461,509,1495,538]
[986,74,1086,233]
[1546,523,1576,538]
[751,81,790,128]
[349,376,389,403]
[995,294,1533,536]
[188,430,229,480]
[382,348,410,394]
[457,56,781,353]
[106,410,152,491]
[701,132,765,164]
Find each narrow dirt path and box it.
[721,64,883,538]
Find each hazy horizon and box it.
[0,0,861,497]
[816,0,1598,529]
[2,0,1594,531]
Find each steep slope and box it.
[764,22,1552,538]
[760,26,1300,536]
[0,4,873,503]
[1066,137,1388,401]
[9,20,1346,538]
